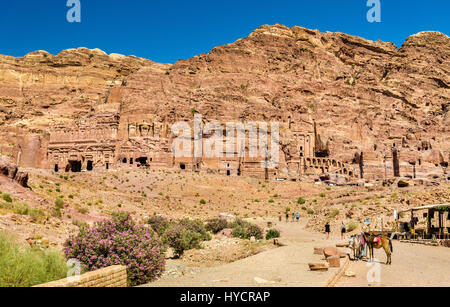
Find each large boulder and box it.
[0,156,29,187]
[323,247,340,258]
[0,156,18,179]
[397,179,411,188]
[14,171,29,188]
[220,228,233,238]
[323,246,346,259]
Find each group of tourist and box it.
[282,212,347,240]
[324,222,347,240]
[285,212,300,223]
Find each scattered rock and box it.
[253,277,268,284]
[397,179,411,188]
[327,255,340,268]
[219,213,235,222]
[0,156,17,179]
[220,228,233,238]
[0,156,29,187]
[273,238,287,247]
[309,263,329,271]
[323,247,340,258]
[323,246,347,259]
[253,277,275,284]
[211,279,229,283]
[345,271,356,277]
[14,171,29,188]
[314,247,324,255]
[336,242,349,248]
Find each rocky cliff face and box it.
[0,24,448,179]
[0,47,160,166]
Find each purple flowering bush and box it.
[63,214,165,286]
[205,218,228,234]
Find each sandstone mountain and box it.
[0,24,448,178]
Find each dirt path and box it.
[336,241,450,287]
[143,218,348,287]
[143,218,450,287]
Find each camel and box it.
[363,232,393,265]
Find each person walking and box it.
[286,212,289,223]
[292,212,295,222]
[341,222,346,240]
[325,222,331,240]
[296,213,300,223]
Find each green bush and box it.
[347,221,358,232]
[0,202,45,223]
[297,197,306,205]
[329,209,340,219]
[319,193,326,198]
[231,225,246,239]
[148,215,170,236]
[111,211,131,221]
[436,205,450,211]
[205,218,228,234]
[160,218,211,257]
[199,199,207,205]
[307,209,315,215]
[12,202,29,215]
[178,219,211,241]
[29,208,46,223]
[55,198,64,209]
[0,233,67,287]
[246,223,263,240]
[265,229,280,240]
[72,219,89,229]
[230,219,263,240]
[2,193,12,203]
[162,224,202,257]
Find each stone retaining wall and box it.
[35,265,127,287]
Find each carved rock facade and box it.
[0,25,448,182]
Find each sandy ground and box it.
[143,217,450,287]
[2,168,449,287]
[336,241,450,287]
[143,218,349,287]
[2,167,449,248]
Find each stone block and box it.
[327,255,340,268]
[314,247,324,255]
[309,263,329,271]
[323,247,339,258]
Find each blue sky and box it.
[0,0,448,63]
